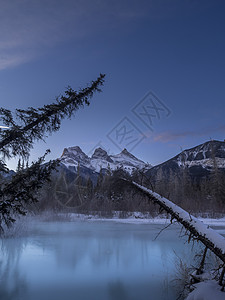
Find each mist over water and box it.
[0,220,202,300]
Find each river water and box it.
[0,219,214,300]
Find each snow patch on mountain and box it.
[175,140,225,170]
[177,157,225,169]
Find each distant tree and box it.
[16,158,21,172]
[209,141,225,209]
[155,167,164,193]
[21,159,25,170]
[95,167,104,192]
[0,74,105,231]
[86,177,93,199]
[106,163,112,177]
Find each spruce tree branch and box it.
[0,152,59,231]
[0,74,105,231]
[0,74,105,158]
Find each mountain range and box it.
[60,146,151,181]
[59,140,225,182]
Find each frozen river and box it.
[0,219,222,300]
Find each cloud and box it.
[153,131,193,142]
[152,125,225,142]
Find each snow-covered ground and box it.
[186,280,225,300]
[66,212,225,227]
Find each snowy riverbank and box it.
[63,212,225,227]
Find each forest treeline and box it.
[34,162,225,216]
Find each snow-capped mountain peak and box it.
[60,146,152,174]
[120,148,145,162]
[61,146,90,167]
[121,148,131,156]
[91,147,113,162]
[110,148,148,170]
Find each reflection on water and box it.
[0,221,205,300]
[0,238,28,300]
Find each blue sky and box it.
[0,0,225,169]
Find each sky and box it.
[0,0,225,170]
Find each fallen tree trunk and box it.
[131,181,225,264]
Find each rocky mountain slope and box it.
[146,140,225,181]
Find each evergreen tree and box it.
[106,163,112,177]
[86,177,93,199]
[21,159,25,170]
[210,141,225,209]
[76,161,82,186]
[0,74,105,230]
[95,167,104,192]
[16,158,21,172]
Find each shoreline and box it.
[39,211,225,227]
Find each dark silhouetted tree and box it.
[0,74,105,231]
